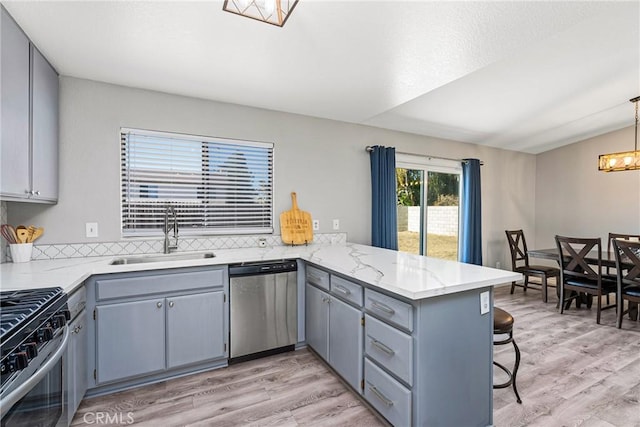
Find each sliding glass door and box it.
[396,155,461,260]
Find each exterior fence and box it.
[397,205,459,236]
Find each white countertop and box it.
[0,243,521,300]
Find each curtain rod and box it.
[365,146,483,165]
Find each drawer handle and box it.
[369,337,395,356]
[370,299,395,315]
[334,284,351,296]
[368,384,394,407]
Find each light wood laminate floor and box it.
[72,285,640,426]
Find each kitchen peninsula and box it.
[1,242,520,426]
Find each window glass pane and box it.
[396,159,461,260]
[121,129,273,236]
[396,168,423,255]
[425,171,459,260]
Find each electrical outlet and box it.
[495,261,501,269]
[332,219,340,230]
[480,291,490,315]
[86,222,98,238]
[312,220,320,231]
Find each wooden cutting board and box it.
[280,192,313,245]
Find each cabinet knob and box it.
[34,190,40,196]
[157,302,163,308]
[169,301,174,308]
[25,190,31,195]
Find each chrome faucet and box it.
[163,206,179,254]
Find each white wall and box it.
[535,126,640,250]
[8,77,536,268]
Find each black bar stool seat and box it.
[493,307,522,404]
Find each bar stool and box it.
[493,307,522,404]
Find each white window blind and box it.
[120,129,273,237]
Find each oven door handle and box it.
[0,325,70,418]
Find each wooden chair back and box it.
[505,230,530,270]
[608,233,640,253]
[612,239,640,286]
[555,236,602,282]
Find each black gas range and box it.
[1,287,70,424]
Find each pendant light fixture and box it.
[222,0,299,27]
[598,96,640,172]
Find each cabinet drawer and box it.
[365,314,413,385]
[364,358,411,427]
[365,289,413,331]
[96,269,224,301]
[306,265,329,291]
[330,275,363,307]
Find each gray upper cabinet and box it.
[0,6,58,203]
[30,46,59,201]
[1,7,30,197]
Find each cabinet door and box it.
[66,310,88,425]
[0,8,30,198]
[167,292,226,368]
[96,299,165,384]
[30,46,58,201]
[329,296,363,392]
[305,284,329,361]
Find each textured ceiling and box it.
[3,0,639,154]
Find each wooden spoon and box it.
[26,225,36,243]
[30,227,44,242]
[15,225,28,243]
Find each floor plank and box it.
[73,285,640,426]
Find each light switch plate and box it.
[332,219,340,230]
[86,222,98,238]
[480,291,490,315]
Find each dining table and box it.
[527,247,620,268]
[528,247,637,318]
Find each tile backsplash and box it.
[4,232,347,262]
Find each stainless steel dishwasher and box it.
[229,260,298,363]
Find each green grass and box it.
[398,231,458,260]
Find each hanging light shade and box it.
[598,96,640,172]
[222,0,299,27]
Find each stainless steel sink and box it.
[110,252,215,265]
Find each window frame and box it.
[119,127,274,238]
[396,153,462,258]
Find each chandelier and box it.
[598,96,640,172]
[222,0,299,27]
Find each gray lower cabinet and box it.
[305,268,363,393]
[65,310,88,426]
[96,299,166,384]
[306,264,494,426]
[328,295,362,392]
[166,292,225,368]
[305,284,329,361]
[87,266,228,394]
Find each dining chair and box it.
[612,239,640,329]
[505,230,559,303]
[555,235,617,324]
[605,233,640,304]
